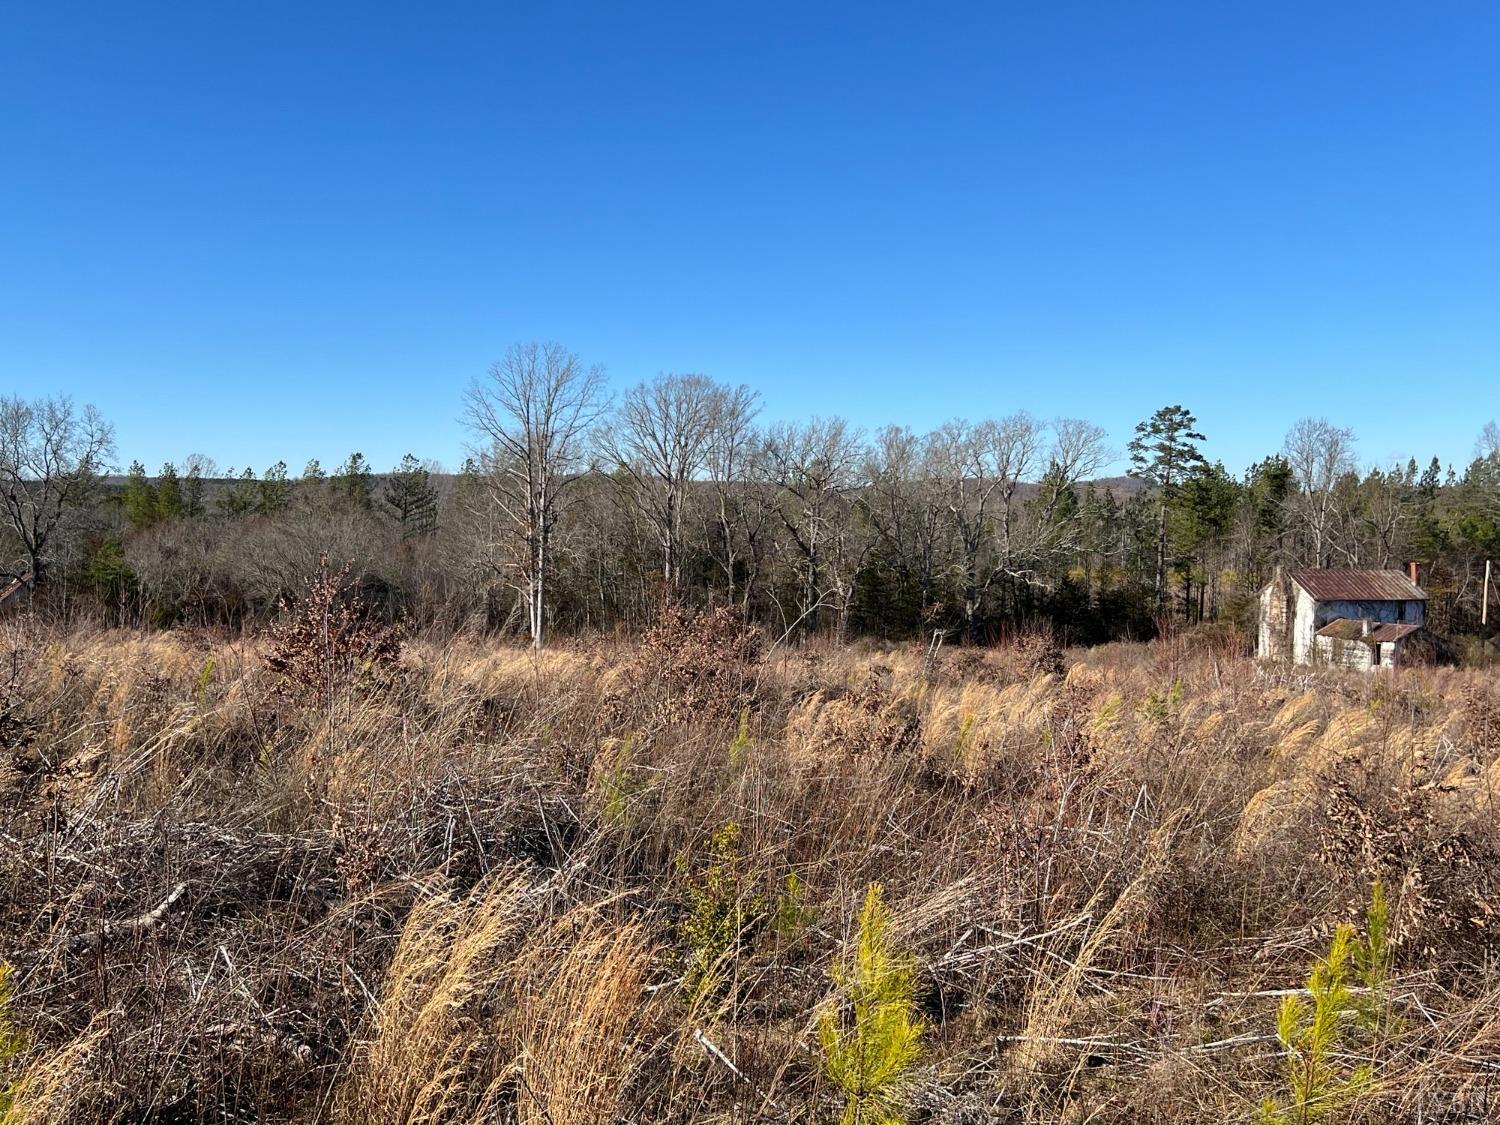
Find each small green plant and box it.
[818,883,925,1125]
[772,871,815,940]
[1353,880,1393,1034]
[1136,678,1184,723]
[952,712,978,765]
[1259,923,1374,1124]
[0,963,29,1117]
[597,733,643,827]
[728,707,752,767]
[678,822,764,1004]
[194,655,217,707]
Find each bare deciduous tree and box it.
[1018,418,1111,576]
[702,384,764,605]
[930,414,1044,641]
[463,342,608,649]
[1358,464,1414,569]
[599,373,744,592]
[1479,421,1500,463]
[760,417,867,639]
[860,425,948,619]
[1283,417,1357,567]
[0,395,115,585]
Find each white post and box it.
[1483,558,1491,627]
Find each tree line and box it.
[3,347,1498,652]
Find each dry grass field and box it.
[1,608,1499,1123]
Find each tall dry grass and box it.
[1,611,1498,1122]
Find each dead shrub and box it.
[265,563,402,708]
[626,604,763,725]
[1320,776,1500,957]
[998,629,1065,681]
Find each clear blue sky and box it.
[4,2,1497,477]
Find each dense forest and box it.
[3,345,1498,652]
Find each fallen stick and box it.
[993,1033,1155,1059]
[694,1027,781,1112]
[1204,985,1401,1010]
[69,882,189,952]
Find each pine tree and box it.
[1248,455,1294,558]
[1259,923,1373,1124]
[383,453,439,539]
[298,458,326,506]
[1128,405,1207,616]
[123,460,158,529]
[218,467,258,518]
[333,452,375,509]
[1419,456,1442,497]
[182,455,212,517]
[155,461,182,521]
[818,883,924,1125]
[0,962,28,1117]
[258,461,291,515]
[1170,461,1239,621]
[1260,884,1393,1125]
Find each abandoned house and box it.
[1257,565,1430,669]
[0,572,31,614]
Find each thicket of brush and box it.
[1,598,1499,1123]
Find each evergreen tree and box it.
[452,456,485,514]
[1419,456,1442,498]
[297,457,326,506]
[1029,460,1082,587]
[123,460,158,529]
[1128,405,1207,615]
[383,453,439,539]
[156,461,182,521]
[818,883,924,1125]
[182,455,212,517]
[218,467,258,518]
[258,461,291,515]
[1170,461,1239,620]
[333,452,375,509]
[1247,455,1295,563]
[86,537,135,609]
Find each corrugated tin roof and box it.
[1292,569,1426,602]
[1314,618,1424,644]
[0,572,31,605]
[1316,618,1373,641]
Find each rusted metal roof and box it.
[1315,618,1423,644]
[1292,569,1426,602]
[0,572,32,606]
[1316,618,1373,641]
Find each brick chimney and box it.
[1408,560,1419,586]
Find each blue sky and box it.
[3,2,1497,476]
